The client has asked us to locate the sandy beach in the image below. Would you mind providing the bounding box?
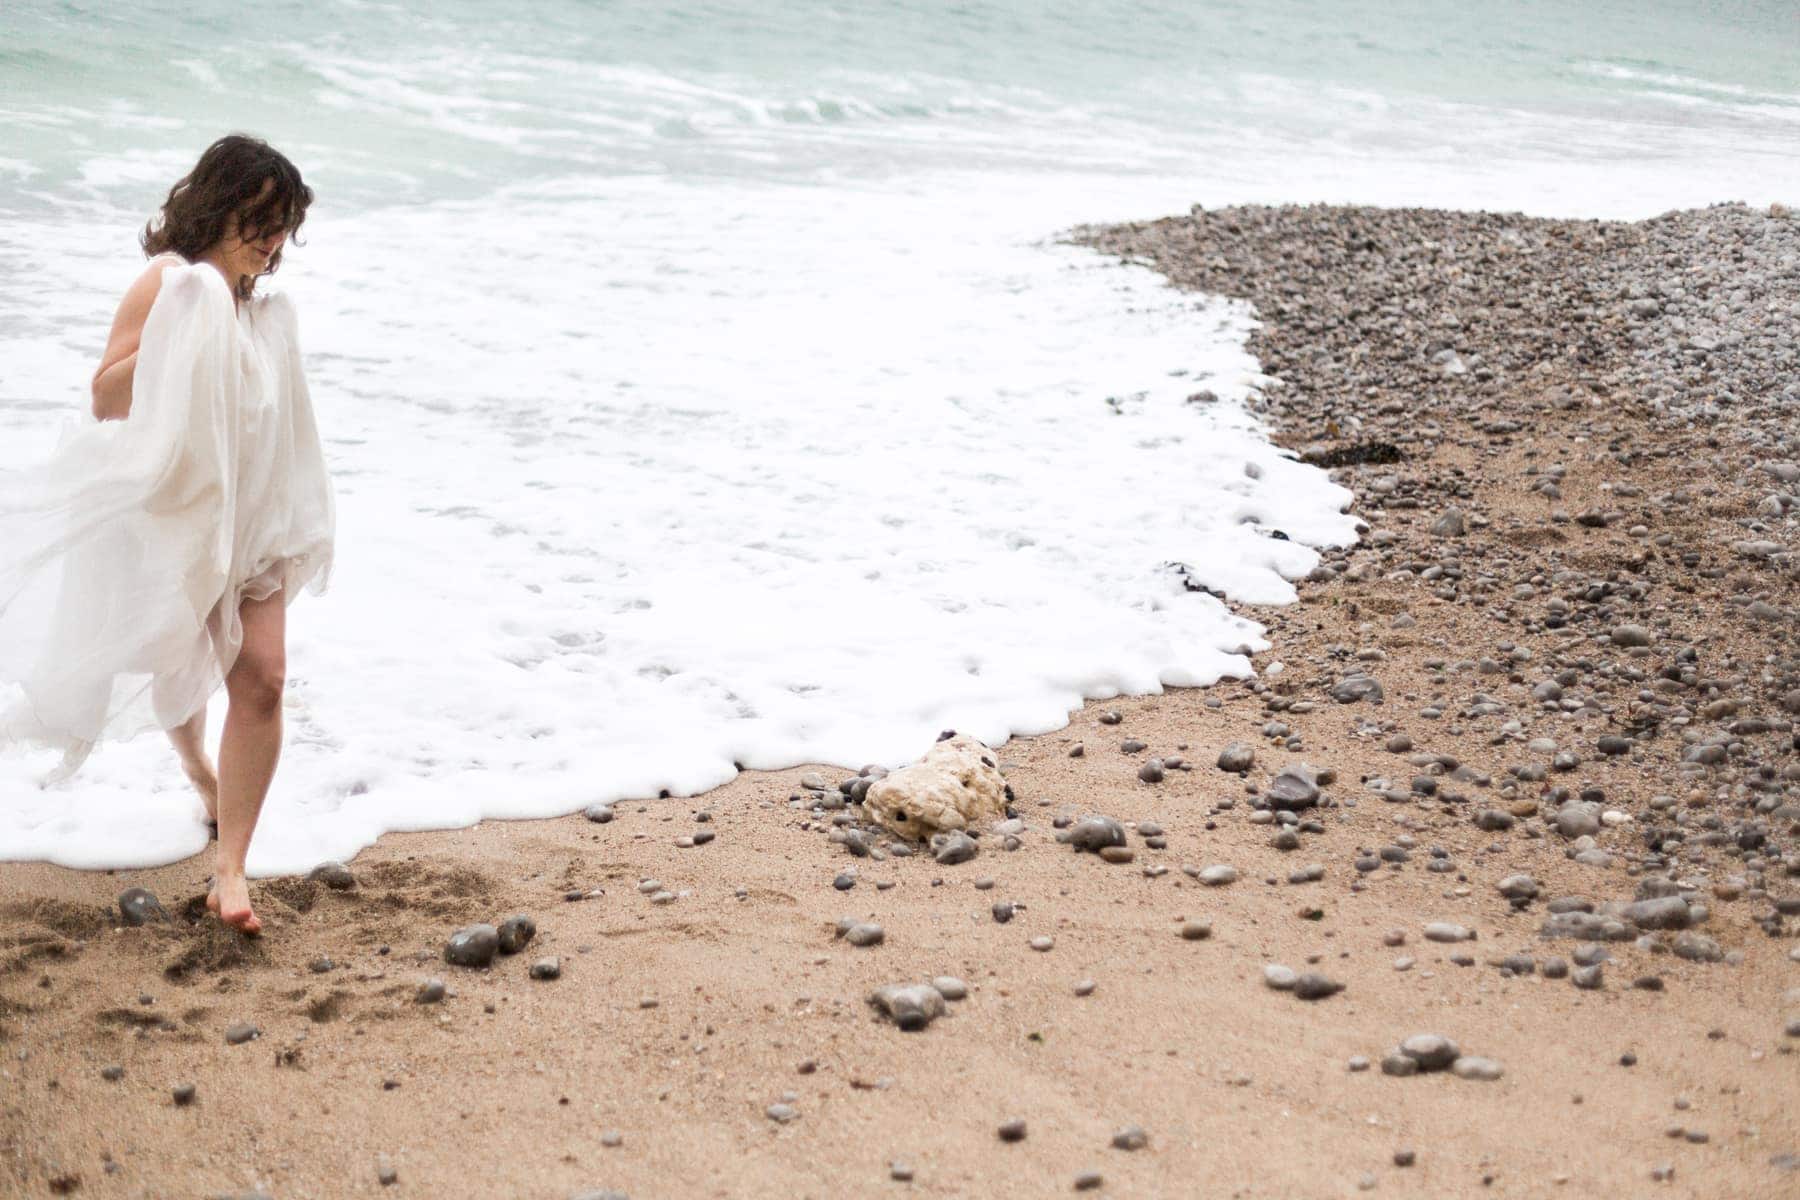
[4,202,1797,1199]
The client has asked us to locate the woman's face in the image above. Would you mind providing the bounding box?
[221,180,286,279]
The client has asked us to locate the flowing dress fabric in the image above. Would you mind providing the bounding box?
[0,259,335,774]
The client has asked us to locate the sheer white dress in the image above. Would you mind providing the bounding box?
[0,254,335,777]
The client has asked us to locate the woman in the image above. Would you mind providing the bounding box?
[0,134,335,934]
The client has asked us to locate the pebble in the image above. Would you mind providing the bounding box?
[1451,1056,1503,1081]
[224,1022,260,1045]
[1068,815,1127,852]
[1179,919,1212,941]
[416,978,447,1004]
[1423,922,1475,943]
[1217,742,1255,773]
[445,924,501,968]
[530,956,561,980]
[1110,1126,1148,1151]
[307,862,357,889]
[1074,1170,1104,1191]
[583,804,614,823]
[869,983,947,1031]
[931,831,978,865]
[1198,864,1239,886]
[172,1083,196,1106]
[1030,936,1055,952]
[845,923,885,947]
[998,1118,1028,1142]
[496,914,537,955]
[1264,964,1297,990]
[1399,1034,1460,1071]
[766,1103,798,1124]
[890,1160,914,1182]
[117,887,168,927]
[1293,972,1344,1000]
[931,976,967,1001]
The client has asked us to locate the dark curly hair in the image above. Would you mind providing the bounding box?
[140,134,312,301]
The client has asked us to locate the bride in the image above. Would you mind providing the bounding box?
[0,134,335,934]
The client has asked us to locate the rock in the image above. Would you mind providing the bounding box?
[931,830,979,865]
[1265,767,1321,812]
[1030,936,1055,952]
[172,1083,196,1106]
[1332,674,1384,704]
[1137,758,1165,783]
[416,978,446,1004]
[1098,844,1135,863]
[1199,864,1239,886]
[1217,742,1255,773]
[1610,624,1652,647]
[445,924,500,968]
[869,983,947,1031]
[1293,972,1344,1000]
[1381,1053,1419,1077]
[224,1022,260,1045]
[1423,922,1475,943]
[1179,920,1212,941]
[496,914,536,955]
[530,956,561,980]
[766,1102,798,1124]
[1554,803,1601,838]
[1399,1034,1460,1071]
[1476,809,1515,832]
[583,804,614,823]
[1573,964,1604,990]
[998,1118,1028,1142]
[1451,1056,1503,1081]
[931,976,968,1001]
[1671,933,1723,963]
[845,923,885,947]
[1111,1126,1148,1151]
[1068,815,1127,853]
[1074,1171,1104,1191]
[1624,897,1692,930]
[117,887,168,927]
[862,733,1007,839]
[1431,508,1466,538]
[1497,874,1539,901]
[307,862,356,890]
[1263,964,1297,990]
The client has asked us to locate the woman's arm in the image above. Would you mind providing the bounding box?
[91,258,182,421]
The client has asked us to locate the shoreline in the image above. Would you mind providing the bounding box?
[4,201,1796,1198]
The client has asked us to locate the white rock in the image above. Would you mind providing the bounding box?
[862,733,1007,840]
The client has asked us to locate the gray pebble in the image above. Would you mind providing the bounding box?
[445,923,500,968]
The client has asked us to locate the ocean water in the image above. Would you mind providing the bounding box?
[1,2,1796,873]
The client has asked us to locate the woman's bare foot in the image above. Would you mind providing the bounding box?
[210,872,261,935]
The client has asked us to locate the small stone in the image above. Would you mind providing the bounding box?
[307,862,356,890]
[1030,936,1055,952]
[117,887,168,927]
[766,1102,799,1123]
[998,1118,1028,1143]
[1423,922,1474,943]
[845,923,885,948]
[1217,742,1255,773]
[1573,964,1604,990]
[100,1064,124,1082]
[1332,674,1384,704]
[890,1160,914,1182]
[224,1022,260,1045]
[1069,816,1127,853]
[869,983,947,1031]
[584,804,614,823]
[931,976,967,1001]
[1450,1056,1503,1081]
[496,914,536,955]
[991,902,1015,924]
[1381,1052,1419,1077]
[1263,964,1297,990]
[1179,920,1212,942]
[1074,1170,1104,1191]
[1137,759,1165,784]
[416,978,447,1004]
[1293,972,1344,1000]
[377,1155,398,1186]
[931,831,978,865]
[1110,1125,1148,1151]
[1266,768,1321,811]
[445,924,500,968]
[1394,1149,1416,1168]
[172,1083,196,1106]
[530,956,561,980]
[1073,979,1097,997]
[1199,864,1238,886]
[1399,1034,1460,1071]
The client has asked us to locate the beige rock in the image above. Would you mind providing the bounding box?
[862,733,1007,840]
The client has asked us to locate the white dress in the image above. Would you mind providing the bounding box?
[0,254,335,776]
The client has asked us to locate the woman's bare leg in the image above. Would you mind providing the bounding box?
[209,593,287,935]
[167,709,219,824]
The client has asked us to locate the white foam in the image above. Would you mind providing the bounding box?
[0,172,1357,874]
